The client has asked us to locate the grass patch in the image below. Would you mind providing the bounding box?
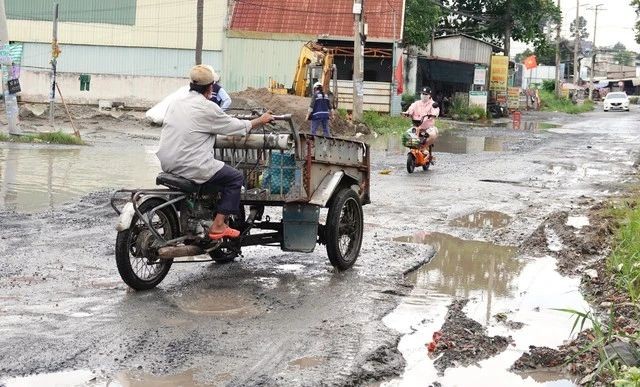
[0,131,84,145]
[446,96,491,123]
[362,111,412,135]
[539,90,594,114]
[559,193,640,385]
[361,111,455,135]
[606,195,640,300]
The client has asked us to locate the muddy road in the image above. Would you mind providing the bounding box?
[1,106,639,386]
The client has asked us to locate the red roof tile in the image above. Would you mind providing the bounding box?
[230,0,404,42]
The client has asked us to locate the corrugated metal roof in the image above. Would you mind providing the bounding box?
[230,0,403,42]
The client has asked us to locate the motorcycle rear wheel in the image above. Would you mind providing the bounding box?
[115,199,179,290]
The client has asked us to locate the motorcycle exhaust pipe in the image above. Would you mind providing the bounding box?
[157,245,204,259]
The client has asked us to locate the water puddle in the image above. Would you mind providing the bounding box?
[113,369,220,386]
[449,211,512,229]
[1,369,223,387]
[288,356,326,369]
[173,288,259,318]
[384,231,589,386]
[0,143,160,212]
[370,133,507,156]
[497,121,560,131]
[1,369,97,387]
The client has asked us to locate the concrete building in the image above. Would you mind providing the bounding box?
[7,0,226,107]
[402,34,500,112]
[225,0,404,112]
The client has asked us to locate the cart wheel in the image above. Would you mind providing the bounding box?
[209,206,246,264]
[406,154,416,174]
[325,188,363,270]
[115,199,178,290]
[422,162,430,171]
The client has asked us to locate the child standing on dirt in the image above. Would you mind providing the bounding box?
[307,82,334,136]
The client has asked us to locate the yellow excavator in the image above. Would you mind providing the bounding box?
[269,41,338,109]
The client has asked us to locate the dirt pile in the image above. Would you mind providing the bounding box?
[230,88,364,137]
[429,299,510,375]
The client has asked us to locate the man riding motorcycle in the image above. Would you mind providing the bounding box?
[156,65,273,240]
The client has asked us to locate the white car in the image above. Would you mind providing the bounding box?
[603,92,630,112]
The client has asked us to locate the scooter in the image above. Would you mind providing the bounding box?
[402,115,437,174]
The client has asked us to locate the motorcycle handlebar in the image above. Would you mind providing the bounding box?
[233,113,292,122]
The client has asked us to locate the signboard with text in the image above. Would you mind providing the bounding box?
[473,65,487,86]
[489,55,509,91]
[507,87,521,109]
[469,91,488,112]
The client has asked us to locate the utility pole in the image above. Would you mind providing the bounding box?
[587,4,604,100]
[554,0,562,97]
[195,0,203,64]
[352,0,364,122]
[0,0,20,135]
[390,9,400,116]
[49,2,59,126]
[573,0,579,84]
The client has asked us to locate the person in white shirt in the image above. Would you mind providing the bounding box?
[156,65,272,240]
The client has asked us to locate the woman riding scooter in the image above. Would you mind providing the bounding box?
[403,87,440,173]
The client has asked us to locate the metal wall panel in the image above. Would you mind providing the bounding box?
[430,37,462,61]
[7,0,225,50]
[222,37,306,92]
[459,37,492,66]
[21,43,222,78]
[7,0,137,25]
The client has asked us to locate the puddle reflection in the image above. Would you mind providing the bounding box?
[0,144,160,212]
[394,232,521,325]
[450,211,512,229]
[370,133,506,156]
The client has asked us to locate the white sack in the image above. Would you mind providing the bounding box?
[145,86,190,124]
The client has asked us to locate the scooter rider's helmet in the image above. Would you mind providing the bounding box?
[420,86,432,95]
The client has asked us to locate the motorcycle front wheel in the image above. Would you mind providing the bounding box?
[115,198,179,290]
[406,153,416,173]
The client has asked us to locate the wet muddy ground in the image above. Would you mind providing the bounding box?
[1,105,639,386]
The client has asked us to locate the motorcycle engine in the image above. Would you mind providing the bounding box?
[185,196,217,235]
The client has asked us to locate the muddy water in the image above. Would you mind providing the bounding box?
[2,369,221,387]
[0,143,160,212]
[173,288,260,318]
[449,211,512,229]
[370,133,506,156]
[384,232,588,387]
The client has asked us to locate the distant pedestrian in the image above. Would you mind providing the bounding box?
[306,82,334,136]
[208,70,232,111]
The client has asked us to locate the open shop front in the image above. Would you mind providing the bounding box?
[415,57,475,117]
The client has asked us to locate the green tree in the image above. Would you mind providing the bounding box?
[570,16,589,40]
[403,0,442,49]
[439,0,561,56]
[612,42,634,66]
